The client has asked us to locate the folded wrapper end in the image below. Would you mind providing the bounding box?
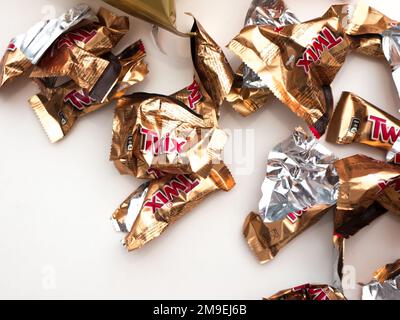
[187,12,234,108]
[112,163,235,252]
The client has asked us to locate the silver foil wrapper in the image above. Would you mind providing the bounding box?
[242,0,300,89]
[111,182,149,234]
[259,127,338,222]
[362,274,400,300]
[383,26,400,102]
[11,4,95,64]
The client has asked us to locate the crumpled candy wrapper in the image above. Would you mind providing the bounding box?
[259,127,338,222]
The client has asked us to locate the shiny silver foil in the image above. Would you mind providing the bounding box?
[111,182,149,234]
[383,26,400,102]
[11,4,95,64]
[362,274,400,300]
[242,0,300,89]
[258,127,338,222]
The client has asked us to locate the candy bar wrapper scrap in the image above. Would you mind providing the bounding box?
[29,40,148,143]
[110,17,233,179]
[327,92,400,164]
[29,7,129,91]
[0,4,95,87]
[111,163,235,251]
[362,259,400,300]
[334,155,400,239]
[243,127,338,263]
[228,3,398,137]
[265,284,345,300]
[227,0,300,117]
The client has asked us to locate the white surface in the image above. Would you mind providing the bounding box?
[0,0,400,300]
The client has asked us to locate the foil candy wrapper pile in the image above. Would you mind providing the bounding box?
[362,259,400,300]
[0,4,149,143]
[110,17,236,251]
[227,1,400,138]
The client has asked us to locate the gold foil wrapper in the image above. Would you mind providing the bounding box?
[29,41,148,143]
[244,204,332,264]
[30,8,129,91]
[111,17,233,178]
[0,47,32,87]
[110,92,226,179]
[189,15,234,108]
[102,0,188,36]
[327,92,400,155]
[226,65,271,117]
[334,155,400,238]
[112,163,235,251]
[228,3,397,137]
[266,284,346,300]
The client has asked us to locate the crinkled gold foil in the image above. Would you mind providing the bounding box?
[266,284,346,300]
[111,17,233,178]
[228,3,398,137]
[333,155,400,238]
[112,163,235,251]
[327,92,400,158]
[244,204,332,264]
[30,8,129,91]
[189,15,234,108]
[0,47,32,87]
[110,92,226,179]
[29,40,148,143]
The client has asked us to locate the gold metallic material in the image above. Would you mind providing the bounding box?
[266,284,346,300]
[334,155,400,238]
[102,0,188,36]
[111,17,233,179]
[226,65,271,117]
[110,92,226,179]
[228,3,398,138]
[243,204,332,264]
[190,15,234,108]
[374,259,400,284]
[0,47,32,87]
[29,40,148,143]
[30,8,129,91]
[327,92,400,154]
[112,163,235,251]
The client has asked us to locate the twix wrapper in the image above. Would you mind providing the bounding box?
[29,7,129,92]
[0,4,95,87]
[226,0,299,117]
[333,154,400,238]
[228,3,398,138]
[243,128,338,263]
[29,41,148,143]
[327,92,400,164]
[111,163,235,251]
[265,284,346,300]
[362,259,400,300]
[110,17,233,179]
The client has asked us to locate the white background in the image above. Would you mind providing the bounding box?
[0,0,400,300]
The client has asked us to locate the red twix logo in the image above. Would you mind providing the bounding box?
[50,28,96,57]
[187,79,203,110]
[7,42,16,52]
[141,128,187,155]
[368,115,400,144]
[64,89,96,111]
[144,175,200,214]
[296,27,344,73]
[377,177,400,195]
[287,208,308,224]
[293,284,330,301]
